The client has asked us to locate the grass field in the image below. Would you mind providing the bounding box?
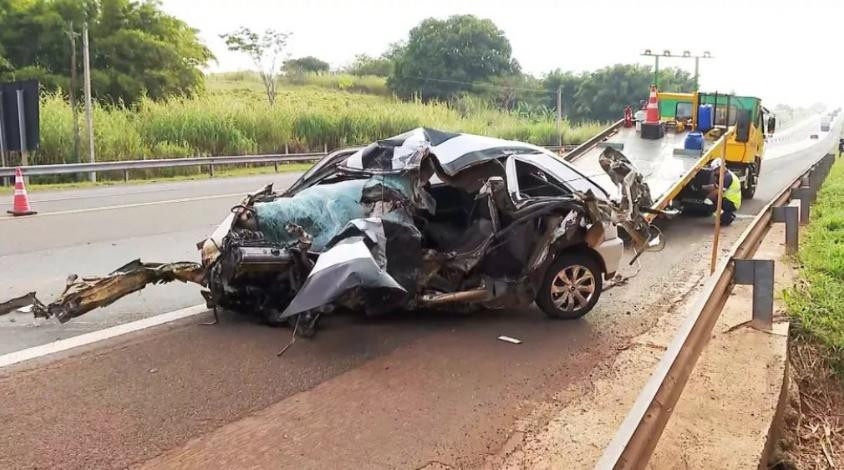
[785,157,844,376]
[15,73,605,178]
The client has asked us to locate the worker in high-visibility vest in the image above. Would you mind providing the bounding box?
[702,158,742,226]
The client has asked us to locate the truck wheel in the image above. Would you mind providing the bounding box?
[536,252,603,319]
[742,160,760,199]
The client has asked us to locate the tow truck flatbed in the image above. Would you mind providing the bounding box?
[567,124,726,221]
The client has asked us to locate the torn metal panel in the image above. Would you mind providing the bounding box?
[277,235,407,320]
[32,260,204,323]
[0,292,40,316]
[598,147,657,250]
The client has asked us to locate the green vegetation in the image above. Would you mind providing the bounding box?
[345,54,393,77]
[785,158,844,376]
[388,15,516,101]
[20,75,604,170]
[2,7,691,177]
[283,56,330,75]
[282,72,390,96]
[0,0,212,103]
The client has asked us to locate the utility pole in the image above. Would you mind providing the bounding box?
[82,22,95,182]
[66,22,81,167]
[641,49,712,91]
[556,85,563,149]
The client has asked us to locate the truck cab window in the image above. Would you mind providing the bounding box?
[676,102,693,121]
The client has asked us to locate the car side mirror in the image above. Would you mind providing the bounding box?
[767,116,776,134]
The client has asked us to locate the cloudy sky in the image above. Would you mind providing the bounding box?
[160,0,843,107]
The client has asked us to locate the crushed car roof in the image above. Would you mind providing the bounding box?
[343,127,555,175]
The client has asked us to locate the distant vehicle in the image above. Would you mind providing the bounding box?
[821,116,831,132]
[810,134,819,140]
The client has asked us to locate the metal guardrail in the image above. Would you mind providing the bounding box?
[0,145,581,180]
[563,119,625,162]
[0,152,327,179]
[596,150,838,469]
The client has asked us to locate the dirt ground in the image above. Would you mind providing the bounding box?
[773,339,844,469]
[491,219,797,469]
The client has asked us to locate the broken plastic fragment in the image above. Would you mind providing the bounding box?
[497,335,522,344]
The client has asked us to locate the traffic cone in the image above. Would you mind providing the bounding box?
[644,85,660,124]
[7,168,37,216]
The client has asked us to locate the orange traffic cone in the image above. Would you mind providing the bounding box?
[7,167,37,216]
[644,85,660,124]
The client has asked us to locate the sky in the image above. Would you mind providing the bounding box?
[160,0,844,108]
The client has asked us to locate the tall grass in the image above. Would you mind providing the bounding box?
[785,158,844,376]
[26,78,606,169]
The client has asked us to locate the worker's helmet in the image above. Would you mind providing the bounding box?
[710,158,723,169]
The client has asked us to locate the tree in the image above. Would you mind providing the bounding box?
[562,65,695,122]
[345,54,392,77]
[0,0,212,104]
[388,15,516,101]
[221,27,290,106]
[283,56,329,75]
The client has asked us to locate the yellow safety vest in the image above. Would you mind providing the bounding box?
[723,169,742,210]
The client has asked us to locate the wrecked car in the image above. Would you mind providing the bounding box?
[2,129,656,336]
[197,128,653,335]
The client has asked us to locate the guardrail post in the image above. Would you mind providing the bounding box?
[274,162,279,172]
[208,163,214,178]
[734,259,775,330]
[771,201,799,255]
[123,169,129,183]
[792,187,811,225]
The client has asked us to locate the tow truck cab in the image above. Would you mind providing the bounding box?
[658,91,770,199]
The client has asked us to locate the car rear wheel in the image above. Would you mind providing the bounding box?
[536,252,603,319]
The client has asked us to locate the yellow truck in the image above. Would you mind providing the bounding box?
[658,91,771,198]
[566,89,774,224]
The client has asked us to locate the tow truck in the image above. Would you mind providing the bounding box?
[567,87,773,219]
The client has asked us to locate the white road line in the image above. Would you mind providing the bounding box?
[0,304,208,368]
[0,192,244,220]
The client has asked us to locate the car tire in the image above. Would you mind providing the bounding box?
[536,252,603,319]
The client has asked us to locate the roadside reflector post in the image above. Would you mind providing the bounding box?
[792,187,811,225]
[772,202,799,255]
[823,153,834,179]
[734,258,775,330]
[809,168,819,203]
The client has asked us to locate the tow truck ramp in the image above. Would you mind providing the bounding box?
[567,122,731,222]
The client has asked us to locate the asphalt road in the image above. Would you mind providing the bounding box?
[0,120,838,469]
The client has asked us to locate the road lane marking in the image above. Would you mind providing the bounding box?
[0,304,208,368]
[0,192,244,220]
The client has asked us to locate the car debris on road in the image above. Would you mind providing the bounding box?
[2,128,658,337]
[497,335,523,344]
